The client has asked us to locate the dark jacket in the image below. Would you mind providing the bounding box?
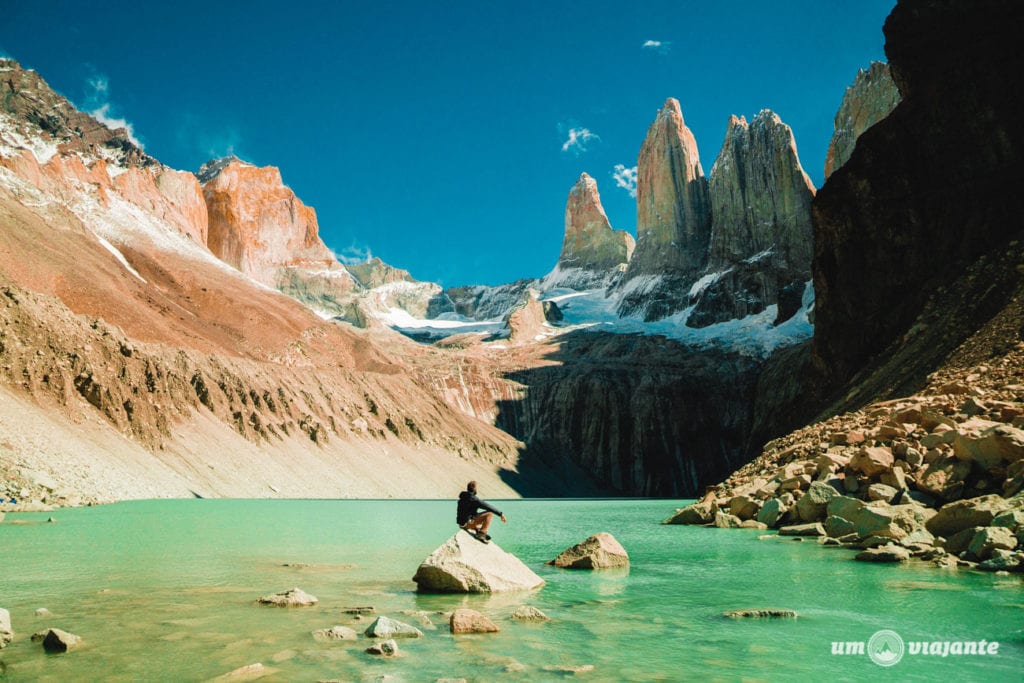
[457,490,502,525]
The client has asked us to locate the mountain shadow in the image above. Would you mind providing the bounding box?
[495,330,815,497]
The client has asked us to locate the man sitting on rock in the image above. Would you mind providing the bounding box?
[457,481,506,543]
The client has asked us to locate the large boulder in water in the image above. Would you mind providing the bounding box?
[548,532,630,569]
[412,531,545,593]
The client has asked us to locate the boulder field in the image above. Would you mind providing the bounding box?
[667,343,1024,571]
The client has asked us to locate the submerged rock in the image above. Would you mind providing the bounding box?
[413,531,545,593]
[213,662,268,681]
[364,616,423,639]
[510,605,550,622]
[724,609,798,619]
[256,587,318,607]
[548,533,629,569]
[311,626,357,642]
[365,639,401,657]
[450,609,500,634]
[342,606,375,615]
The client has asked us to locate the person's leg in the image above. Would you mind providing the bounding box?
[468,511,493,534]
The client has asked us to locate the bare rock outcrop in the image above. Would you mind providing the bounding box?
[823,61,901,179]
[812,0,1024,392]
[544,173,634,290]
[412,530,546,593]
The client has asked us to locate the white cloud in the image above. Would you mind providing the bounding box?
[642,39,671,55]
[84,72,143,149]
[336,243,373,265]
[613,164,637,198]
[561,127,599,154]
[91,103,143,148]
[87,75,109,94]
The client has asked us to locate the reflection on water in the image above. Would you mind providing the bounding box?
[0,499,1021,681]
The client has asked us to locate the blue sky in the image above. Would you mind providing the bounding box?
[1,1,894,286]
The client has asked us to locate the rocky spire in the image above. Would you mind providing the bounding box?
[707,110,816,273]
[625,98,711,280]
[824,61,901,179]
[545,173,634,289]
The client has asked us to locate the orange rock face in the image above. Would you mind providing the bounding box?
[627,97,711,279]
[200,160,345,286]
[560,173,634,272]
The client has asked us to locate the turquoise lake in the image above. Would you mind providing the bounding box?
[1,499,1022,681]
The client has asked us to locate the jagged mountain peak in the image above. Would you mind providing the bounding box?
[0,58,154,169]
[658,97,684,120]
[824,61,901,179]
[543,171,634,289]
[196,155,254,184]
[344,256,416,289]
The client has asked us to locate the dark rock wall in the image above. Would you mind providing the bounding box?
[495,332,762,496]
[812,0,1024,391]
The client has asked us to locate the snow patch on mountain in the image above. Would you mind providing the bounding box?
[543,281,814,358]
[93,232,147,282]
[0,112,60,164]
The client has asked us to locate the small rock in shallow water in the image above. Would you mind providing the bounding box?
[364,616,423,638]
[549,533,629,569]
[542,664,596,675]
[256,587,317,607]
[724,609,798,619]
[312,626,357,641]
[39,628,82,653]
[855,545,911,562]
[214,662,267,680]
[450,609,500,634]
[342,606,375,615]
[510,605,550,621]
[365,639,401,657]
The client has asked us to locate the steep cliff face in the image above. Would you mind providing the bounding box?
[544,173,634,289]
[199,157,356,312]
[707,111,815,272]
[493,332,763,496]
[616,98,710,320]
[823,61,901,179]
[812,0,1024,393]
[688,111,815,327]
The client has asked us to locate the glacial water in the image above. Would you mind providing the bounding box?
[1,499,1022,682]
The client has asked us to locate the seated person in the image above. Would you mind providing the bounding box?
[456,480,506,542]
